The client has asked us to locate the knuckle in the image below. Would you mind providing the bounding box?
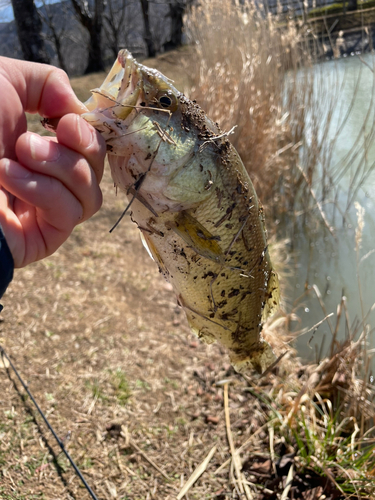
[82,186,102,221]
[52,66,69,84]
[72,158,92,186]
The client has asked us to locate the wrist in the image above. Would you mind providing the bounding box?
[0,224,14,298]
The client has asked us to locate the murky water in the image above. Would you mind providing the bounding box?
[287,54,375,362]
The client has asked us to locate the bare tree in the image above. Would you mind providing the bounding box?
[139,0,155,57]
[103,0,127,60]
[10,0,50,63]
[163,0,187,51]
[70,0,106,73]
[39,0,69,73]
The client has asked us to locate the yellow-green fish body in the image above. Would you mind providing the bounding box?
[84,50,279,373]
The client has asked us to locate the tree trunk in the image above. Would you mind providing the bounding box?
[347,0,357,11]
[52,29,68,74]
[140,0,156,57]
[11,0,50,63]
[85,21,105,73]
[168,1,184,48]
[70,0,105,74]
[104,0,127,61]
[38,1,69,73]
[163,0,191,52]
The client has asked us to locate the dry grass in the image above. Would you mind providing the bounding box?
[184,0,375,236]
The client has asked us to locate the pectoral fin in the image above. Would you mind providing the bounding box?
[140,231,169,277]
[166,211,224,264]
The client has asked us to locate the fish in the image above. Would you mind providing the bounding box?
[83,49,280,374]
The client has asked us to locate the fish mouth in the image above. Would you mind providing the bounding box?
[84,50,142,120]
[84,49,180,124]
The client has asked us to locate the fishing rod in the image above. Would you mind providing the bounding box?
[0,344,100,500]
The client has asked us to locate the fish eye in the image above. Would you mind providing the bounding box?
[159,95,172,108]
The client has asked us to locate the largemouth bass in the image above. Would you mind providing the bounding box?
[83,50,280,374]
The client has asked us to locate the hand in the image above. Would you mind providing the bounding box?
[0,57,106,268]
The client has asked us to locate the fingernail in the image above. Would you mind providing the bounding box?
[4,159,32,179]
[76,115,94,147]
[30,134,60,162]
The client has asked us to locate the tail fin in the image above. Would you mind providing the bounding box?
[230,339,276,375]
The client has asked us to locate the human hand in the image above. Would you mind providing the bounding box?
[0,57,106,268]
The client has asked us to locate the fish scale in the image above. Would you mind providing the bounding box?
[83,49,280,374]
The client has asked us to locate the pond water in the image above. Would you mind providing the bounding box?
[286,53,375,363]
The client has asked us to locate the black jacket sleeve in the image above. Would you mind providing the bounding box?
[0,225,14,299]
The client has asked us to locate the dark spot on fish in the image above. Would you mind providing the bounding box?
[145,153,152,160]
[215,187,224,209]
[220,309,237,321]
[217,300,227,309]
[128,168,137,179]
[209,313,215,318]
[140,102,146,106]
[202,271,217,279]
[241,291,252,300]
[228,289,240,298]
[221,290,225,297]
[214,203,235,227]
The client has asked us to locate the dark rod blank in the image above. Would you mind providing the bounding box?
[0,344,100,500]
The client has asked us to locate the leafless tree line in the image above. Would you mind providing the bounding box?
[6,0,191,74]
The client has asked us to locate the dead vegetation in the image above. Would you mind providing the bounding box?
[184,0,375,237]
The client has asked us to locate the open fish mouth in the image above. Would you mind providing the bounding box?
[83,49,180,130]
[83,50,143,125]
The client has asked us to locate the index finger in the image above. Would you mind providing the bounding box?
[0,57,87,119]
